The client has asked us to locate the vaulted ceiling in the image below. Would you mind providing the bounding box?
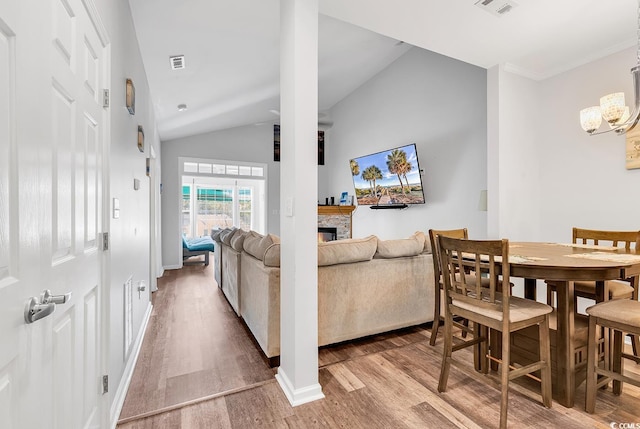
[128,0,637,141]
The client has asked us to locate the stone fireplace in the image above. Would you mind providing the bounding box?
[317,227,337,242]
[317,205,356,240]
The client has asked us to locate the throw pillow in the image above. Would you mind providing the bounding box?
[375,232,426,259]
[243,232,280,261]
[211,228,225,242]
[318,235,377,266]
[263,243,280,267]
[230,229,247,252]
[221,227,238,245]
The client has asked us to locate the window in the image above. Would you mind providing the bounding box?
[180,158,266,238]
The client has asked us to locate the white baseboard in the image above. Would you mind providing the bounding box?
[163,264,181,270]
[275,368,324,407]
[110,302,153,428]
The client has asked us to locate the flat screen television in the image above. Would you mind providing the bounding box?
[349,143,425,207]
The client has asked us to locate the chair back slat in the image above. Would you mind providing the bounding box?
[573,227,640,252]
[429,228,468,279]
[573,227,640,299]
[438,235,510,324]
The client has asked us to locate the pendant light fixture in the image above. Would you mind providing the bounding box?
[579,0,640,135]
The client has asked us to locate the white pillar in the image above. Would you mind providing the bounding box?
[275,0,324,406]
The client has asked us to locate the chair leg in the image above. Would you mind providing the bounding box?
[461,318,469,339]
[472,321,480,371]
[499,328,510,429]
[585,316,598,413]
[613,330,623,395]
[546,283,554,307]
[631,333,640,363]
[438,311,453,393]
[430,285,442,346]
[538,316,552,408]
[480,324,489,374]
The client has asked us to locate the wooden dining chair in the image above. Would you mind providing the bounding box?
[585,299,640,413]
[437,236,553,429]
[546,227,640,358]
[428,228,469,346]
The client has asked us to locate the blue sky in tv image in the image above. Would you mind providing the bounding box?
[351,143,422,189]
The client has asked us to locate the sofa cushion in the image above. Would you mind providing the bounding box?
[243,231,280,261]
[418,231,431,254]
[230,229,248,252]
[211,228,226,242]
[221,227,238,245]
[263,244,280,267]
[375,232,426,259]
[318,235,377,267]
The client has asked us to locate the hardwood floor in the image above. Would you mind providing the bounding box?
[118,262,276,421]
[118,261,640,428]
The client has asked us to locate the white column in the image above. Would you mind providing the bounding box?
[275,0,324,406]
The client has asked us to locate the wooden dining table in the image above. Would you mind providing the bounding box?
[502,242,640,408]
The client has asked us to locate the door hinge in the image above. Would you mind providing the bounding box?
[102,375,109,394]
[103,89,110,108]
[101,232,109,251]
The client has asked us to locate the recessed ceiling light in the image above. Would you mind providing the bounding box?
[177,104,187,111]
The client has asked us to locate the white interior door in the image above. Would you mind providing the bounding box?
[0,0,108,428]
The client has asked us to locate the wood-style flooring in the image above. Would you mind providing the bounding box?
[118,262,276,421]
[118,261,640,428]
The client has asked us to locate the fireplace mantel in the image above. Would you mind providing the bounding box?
[317,205,356,216]
[318,205,356,239]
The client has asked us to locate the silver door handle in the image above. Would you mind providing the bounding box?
[24,297,55,324]
[24,289,72,324]
[41,289,72,305]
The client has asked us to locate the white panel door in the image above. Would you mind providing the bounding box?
[0,0,108,428]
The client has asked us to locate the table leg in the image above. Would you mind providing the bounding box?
[524,278,536,300]
[556,280,576,408]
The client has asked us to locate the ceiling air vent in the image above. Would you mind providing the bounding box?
[474,0,518,17]
[170,55,185,70]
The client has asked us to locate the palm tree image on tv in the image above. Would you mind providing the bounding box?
[350,143,425,205]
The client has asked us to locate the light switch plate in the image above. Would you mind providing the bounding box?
[285,197,294,217]
[113,198,120,219]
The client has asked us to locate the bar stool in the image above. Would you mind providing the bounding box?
[585,299,640,413]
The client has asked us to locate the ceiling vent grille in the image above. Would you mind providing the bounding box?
[475,0,517,17]
[170,55,185,70]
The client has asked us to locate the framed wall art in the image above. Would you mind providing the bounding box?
[126,78,135,115]
[273,124,324,165]
[137,125,144,153]
[626,126,640,170]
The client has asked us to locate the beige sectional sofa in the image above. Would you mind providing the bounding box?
[239,231,435,360]
[211,227,247,316]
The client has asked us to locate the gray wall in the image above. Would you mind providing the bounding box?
[161,124,280,268]
[95,0,160,421]
[161,46,489,268]
[320,46,488,239]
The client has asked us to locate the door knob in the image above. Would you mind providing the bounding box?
[24,297,55,324]
[24,289,72,324]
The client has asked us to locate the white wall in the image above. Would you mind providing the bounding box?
[491,46,640,244]
[320,47,488,239]
[161,124,280,268]
[488,64,542,241]
[95,0,159,421]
